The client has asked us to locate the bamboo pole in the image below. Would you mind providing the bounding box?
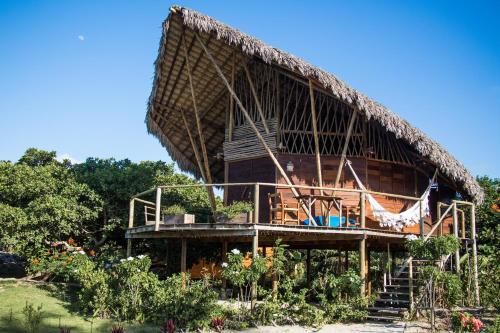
[359,192,366,296]
[251,229,259,310]
[181,238,187,289]
[409,259,414,312]
[224,53,236,205]
[419,199,425,239]
[471,205,480,305]
[155,187,162,232]
[460,210,466,239]
[254,183,260,224]
[334,110,358,188]
[195,33,314,224]
[425,204,454,241]
[244,63,270,134]
[128,199,135,228]
[181,34,217,215]
[308,80,323,195]
[452,202,460,274]
[437,202,442,236]
[179,108,208,181]
[221,241,228,299]
[126,239,132,257]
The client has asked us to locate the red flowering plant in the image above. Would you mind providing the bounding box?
[452,312,484,333]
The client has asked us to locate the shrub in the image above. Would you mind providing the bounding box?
[22,302,43,333]
[211,316,226,333]
[160,320,176,333]
[405,235,460,260]
[110,325,125,333]
[417,266,462,308]
[221,248,267,307]
[162,204,186,215]
[216,201,253,220]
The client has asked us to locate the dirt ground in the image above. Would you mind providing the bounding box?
[227,321,436,333]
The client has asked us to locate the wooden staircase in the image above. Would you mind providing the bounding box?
[367,259,448,322]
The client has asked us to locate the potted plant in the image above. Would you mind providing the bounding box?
[216,201,254,223]
[161,204,195,224]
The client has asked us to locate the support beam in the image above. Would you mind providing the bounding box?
[419,199,425,239]
[128,199,135,228]
[224,53,236,205]
[195,32,314,224]
[334,109,358,188]
[221,240,228,299]
[181,34,217,215]
[126,239,132,257]
[359,236,366,296]
[452,202,460,274]
[155,187,162,232]
[181,238,187,289]
[437,202,442,236]
[254,183,260,224]
[309,80,324,209]
[244,63,270,134]
[471,205,480,305]
[306,249,311,289]
[179,108,208,181]
[251,229,259,310]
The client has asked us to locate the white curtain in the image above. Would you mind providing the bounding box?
[345,160,432,231]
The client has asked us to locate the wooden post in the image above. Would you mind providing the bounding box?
[195,33,314,223]
[308,80,323,199]
[254,183,260,224]
[155,187,162,232]
[251,229,259,309]
[437,202,442,236]
[224,53,236,205]
[387,243,392,285]
[181,34,217,214]
[306,249,311,288]
[126,239,132,257]
[359,192,366,296]
[360,237,366,296]
[460,210,466,239]
[419,199,425,239]
[367,248,371,297]
[452,202,460,274]
[471,204,480,305]
[128,199,135,228]
[179,108,208,181]
[334,110,358,188]
[244,63,269,134]
[409,259,414,312]
[221,240,228,299]
[344,250,349,271]
[181,238,187,289]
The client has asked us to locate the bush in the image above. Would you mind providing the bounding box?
[162,204,186,215]
[22,302,43,333]
[417,266,462,308]
[452,311,484,333]
[216,201,253,220]
[405,235,460,260]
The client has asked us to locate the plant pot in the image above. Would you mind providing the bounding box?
[146,214,195,225]
[216,212,253,224]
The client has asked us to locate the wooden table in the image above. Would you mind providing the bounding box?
[296,194,343,226]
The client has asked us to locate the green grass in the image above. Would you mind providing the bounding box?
[0,281,158,333]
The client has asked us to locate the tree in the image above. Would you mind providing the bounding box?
[0,148,102,258]
[475,176,499,308]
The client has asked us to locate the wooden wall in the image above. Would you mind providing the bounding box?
[225,154,455,236]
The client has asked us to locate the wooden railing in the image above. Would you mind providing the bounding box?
[128,182,425,232]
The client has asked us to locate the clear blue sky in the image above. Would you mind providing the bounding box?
[1,1,498,177]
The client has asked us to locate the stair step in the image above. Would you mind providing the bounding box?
[379,291,409,296]
[368,306,406,312]
[367,315,400,322]
[375,298,410,305]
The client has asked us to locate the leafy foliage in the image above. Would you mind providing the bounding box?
[216,201,253,220]
[405,235,460,260]
[162,204,186,216]
[417,266,462,308]
[0,149,102,258]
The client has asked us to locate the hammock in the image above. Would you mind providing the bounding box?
[345,160,434,231]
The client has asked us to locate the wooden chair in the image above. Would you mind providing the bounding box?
[343,205,360,227]
[268,192,300,225]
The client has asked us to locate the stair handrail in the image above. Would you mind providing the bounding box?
[410,254,452,321]
[395,203,455,278]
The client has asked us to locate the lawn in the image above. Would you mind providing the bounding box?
[0,281,158,333]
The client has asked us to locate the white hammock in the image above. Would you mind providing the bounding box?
[345,160,433,231]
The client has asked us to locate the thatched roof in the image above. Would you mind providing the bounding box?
[146,6,483,203]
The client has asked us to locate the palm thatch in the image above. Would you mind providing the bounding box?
[146,6,483,203]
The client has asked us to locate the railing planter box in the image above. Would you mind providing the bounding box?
[216,212,253,224]
[146,214,195,225]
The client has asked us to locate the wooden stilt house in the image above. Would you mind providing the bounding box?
[127,6,483,317]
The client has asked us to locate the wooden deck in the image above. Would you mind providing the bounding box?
[126,223,408,250]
